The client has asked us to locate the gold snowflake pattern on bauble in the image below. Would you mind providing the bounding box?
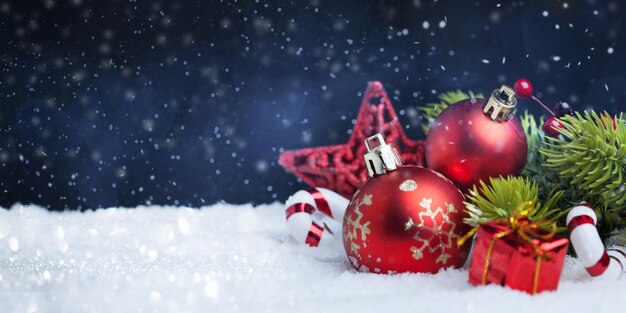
[404,199,460,264]
[399,179,418,192]
[344,194,372,258]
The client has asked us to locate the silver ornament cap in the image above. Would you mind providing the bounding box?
[363,134,403,177]
[483,85,518,122]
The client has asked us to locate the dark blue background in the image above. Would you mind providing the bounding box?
[1,0,624,210]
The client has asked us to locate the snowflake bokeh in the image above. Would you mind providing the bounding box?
[0,0,624,209]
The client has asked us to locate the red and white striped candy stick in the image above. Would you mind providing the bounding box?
[285,187,348,247]
[566,202,626,279]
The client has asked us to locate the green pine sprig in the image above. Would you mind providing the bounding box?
[520,111,552,196]
[421,89,626,238]
[464,176,566,229]
[418,90,482,134]
[540,111,626,208]
[520,111,588,206]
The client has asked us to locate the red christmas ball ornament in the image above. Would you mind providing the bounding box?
[342,134,471,274]
[425,85,528,191]
[513,78,533,98]
[542,116,564,137]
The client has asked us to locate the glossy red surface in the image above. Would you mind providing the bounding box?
[542,116,565,137]
[342,166,471,274]
[425,98,527,191]
[513,78,533,98]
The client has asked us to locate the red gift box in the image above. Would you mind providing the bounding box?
[468,221,569,294]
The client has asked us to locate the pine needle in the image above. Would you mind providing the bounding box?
[464,176,566,229]
[520,111,589,206]
[540,111,626,208]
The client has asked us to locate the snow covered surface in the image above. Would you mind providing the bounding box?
[0,203,624,313]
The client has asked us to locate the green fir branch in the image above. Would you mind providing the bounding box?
[520,112,589,207]
[540,111,626,208]
[418,90,481,134]
[421,91,626,237]
[464,176,566,229]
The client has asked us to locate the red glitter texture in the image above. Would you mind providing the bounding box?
[278,81,425,199]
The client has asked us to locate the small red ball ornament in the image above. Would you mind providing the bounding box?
[342,135,471,274]
[513,78,533,98]
[425,85,528,191]
[542,116,565,137]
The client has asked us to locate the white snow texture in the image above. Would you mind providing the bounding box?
[0,203,624,313]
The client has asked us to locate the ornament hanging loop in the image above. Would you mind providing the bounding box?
[484,85,518,122]
[364,134,403,177]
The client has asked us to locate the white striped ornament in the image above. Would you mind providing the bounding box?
[285,187,348,247]
[566,202,626,279]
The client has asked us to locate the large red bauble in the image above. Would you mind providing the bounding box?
[425,99,527,191]
[342,166,471,274]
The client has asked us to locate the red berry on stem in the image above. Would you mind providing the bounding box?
[542,116,564,137]
[513,78,533,98]
[513,78,555,116]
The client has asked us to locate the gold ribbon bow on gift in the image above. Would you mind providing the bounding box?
[458,201,557,294]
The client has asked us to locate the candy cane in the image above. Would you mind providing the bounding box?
[285,188,348,247]
[566,202,626,279]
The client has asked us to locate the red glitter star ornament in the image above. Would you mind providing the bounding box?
[279,81,425,199]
